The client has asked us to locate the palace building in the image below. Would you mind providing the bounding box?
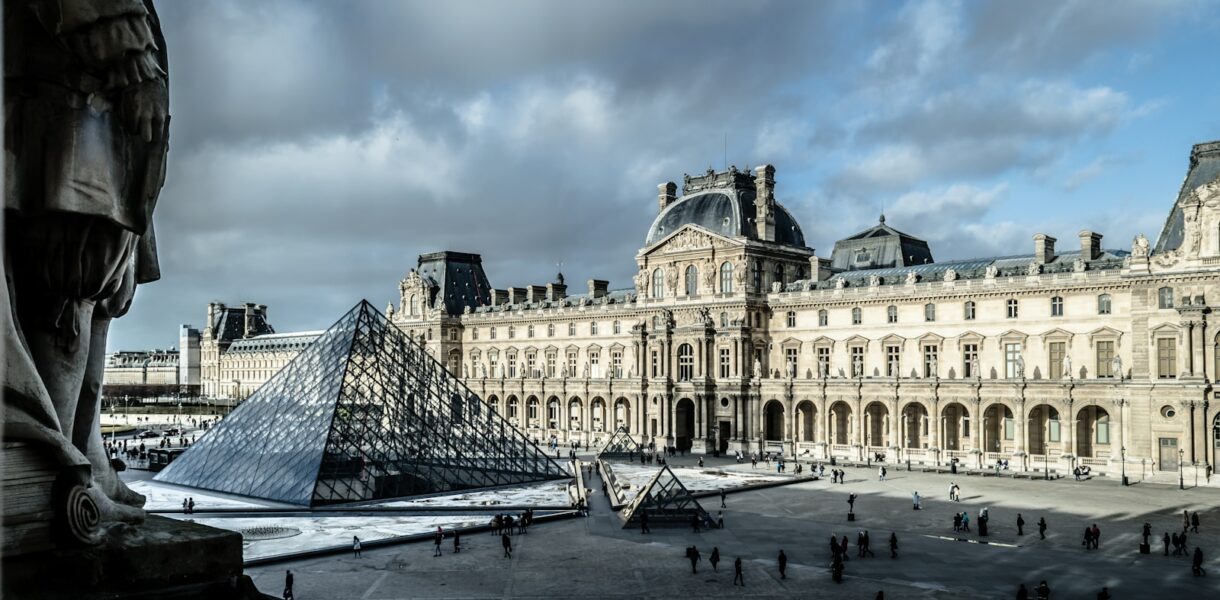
[200,141,1220,483]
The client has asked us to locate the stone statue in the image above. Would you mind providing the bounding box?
[985,264,999,279]
[970,356,981,379]
[582,361,591,378]
[1132,234,1150,258]
[1015,355,1026,378]
[1073,257,1086,273]
[1061,354,1072,379]
[943,268,957,282]
[753,358,762,379]
[1026,262,1041,276]
[665,265,679,294]
[462,363,469,378]
[771,281,782,293]
[733,258,747,286]
[1112,355,1123,380]
[835,278,846,289]
[905,271,918,285]
[869,274,881,287]
[702,258,716,289]
[4,0,171,544]
[386,302,396,318]
[560,363,568,378]
[697,306,712,326]
[633,269,648,295]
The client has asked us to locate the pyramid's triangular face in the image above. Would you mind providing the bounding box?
[156,301,568,506]
[598,426,642,459]
[621,465,709,527]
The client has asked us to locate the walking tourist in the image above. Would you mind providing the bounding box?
[1035,580,1050,600]
[953,512,962,532]
[718,510,724,529]
[640,510,650,534]
[453,530,460,554]
[1193,547,1206,576]
[720,488,727,508]
[862,531,875,557]
[1016,583,1028,600]
[912,491,921,510]
[831,554,844,583]
[1038,517,1047,539]
[778,549,787,579]
[1017,514,1025,536]
[710,547,720,572]
[352,536,362,558]
[1091,524,1100,549]
[502,533,512,558]
[1164,532,1171,555]
[687,546,701,574]
[840,535,849,560]
[889,532,898,558]
[1191,511,1200,533]
[283,570,294,600]
[733,556,744,585]
[434,527,443,557]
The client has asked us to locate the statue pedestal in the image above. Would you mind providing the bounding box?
[3,514,270,599]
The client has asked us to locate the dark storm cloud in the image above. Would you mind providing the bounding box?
[109,0,1213,349]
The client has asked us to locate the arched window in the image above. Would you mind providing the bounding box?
[786,311,796,327]
[1158,287,1174,309]
[685,265,698,296]
[527,324,535,338]
[720,312,728,328]
[1097,294,1112,315]
[1050,296,1064,317]
[964,300,976,320]
[409,294,419,316]
[652,268,664,299]
[590,321,599,335]
[924,303,936,322]
[887,305,898,323]
[1006,299,1019,319]
[547,323,555,337]
[677,344,694,381]
[852,307,862,325]
[818,309,828,327]
[613,320,621,334]
[719,262,734,294]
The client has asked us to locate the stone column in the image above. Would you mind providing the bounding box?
[695,394,704,443]
[1186,321,1196,376]
[970,400,982,452]
[1014,401,1027,458]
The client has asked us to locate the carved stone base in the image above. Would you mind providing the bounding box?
[3,515,273,599]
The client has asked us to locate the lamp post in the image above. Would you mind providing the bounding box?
[1179,448,1185,490]
[1121,446,1127,486]
[1044,440,1050,481]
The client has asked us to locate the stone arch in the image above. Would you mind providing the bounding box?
[546,395,561,429]
[590,396,607,432]
[1076,404,1111,458]
[487,394,501,415]
[900,401,929,448]
[829,400,853,445]
[567,396,583,431]
[863,401,889,448]
[614,396,631,432]
[1027,403,1062,455]
[941,401,971,451]
[764,399,785,441]
[982,402,1014,453]
[506,395,520,421]
[526,395,540,428]
[796,400,817,442]
[675,397,696,451]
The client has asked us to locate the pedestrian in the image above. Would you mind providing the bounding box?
[830,534,841,559]
[1016,583,1028,600]
[733,556,744,586]
[717,510,724,530]
[840,535,849,561]
[692,512,701,533]
[1191,511,1200,533]
[182,498,189,514]
[953,512,962,532]
[353,536,362,558]
[502,533,512,558]
[912,491,921,510]
[961,512,970,532]
[640,510,650,534]
[699,456,704,468]
[283,570,294,600]
[453,530,460,554]
[1164,532,1171,556]
[1172,532,1182,556]
[721,488,727,508]
[1193,547,1206,576]
[862,531,875,557]
[1038,517,1047,540]
[1097,587,1111,600]
[948,482,956,502]
[878,466,885,481]
[1082,526,1092,550]
[1035,580,1050,600]
[188,497,195,514]
[778,549,787,579]
[1017,513,1025,536]
[848,493,857,513]
[1184,510,1190,532]
[1180,531,1189,554]
[889,532,898,558]
[857,531,866,557]
[689,546,701,574]
[434,527,443,557]
[831,554,844,583]
[710,547,720,572]
[839,469,846,485]
[1091,524,1100,549]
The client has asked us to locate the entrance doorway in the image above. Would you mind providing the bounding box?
[1159,437,1179,471]
[719,421,731,453]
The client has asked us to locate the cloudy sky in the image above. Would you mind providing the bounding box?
[113,0,1220,350]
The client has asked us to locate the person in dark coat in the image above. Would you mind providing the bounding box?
[1091,524,1100,549]
[1193,547,1206,576]
[1017,514,1025,536]
[889,532,898,558]
[692,513,701,533]
[1097,587,1111,600]
[733,556,744,586]
[710,547,720,572]
[434,527,444,557]
[1016,583,1028,600]
[1191,511,1200,533]
[830,534,840,559]
[831,554,844,583]
[1038,517,1047,540]
[1142,523,1152,545]
[640,510,650,534]
[688,546,701,573]
[778,549,787,579]
[283,570,294,600]
[840,535,850,561]
[1035,580,1050,600]
[501,533,512,558]
[453,530,460,554]
[1164,532,1171,555]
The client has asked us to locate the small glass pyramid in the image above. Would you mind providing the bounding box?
[597,426,643,460]
[156,300,569,506]
[620,464,710,528]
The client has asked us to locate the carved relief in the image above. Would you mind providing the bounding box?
[905,271,918,285]
[659,227,726,254]
[1026,262,1041,276]
[943,268,957,282]
[1131,234,1150,258]
[985,264,998,279]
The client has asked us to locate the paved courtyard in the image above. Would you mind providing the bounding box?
[245,456,1220,598]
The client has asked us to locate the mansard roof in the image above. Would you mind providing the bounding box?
[416,251,492,316]
[1155,140,1220,254]
[829,214,934,271]
[644,166,807,249]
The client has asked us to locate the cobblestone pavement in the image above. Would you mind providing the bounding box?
[246,455,1220,598]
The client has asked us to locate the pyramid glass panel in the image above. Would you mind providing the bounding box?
[157,301,568,507]
[597,426,643,460]
[621,465,710,528]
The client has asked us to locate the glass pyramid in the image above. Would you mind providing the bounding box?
[597,426,643,460]
[620,464,710,528]
[156,300,569,506]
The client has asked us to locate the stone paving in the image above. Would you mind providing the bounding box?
[245,455,1220,598]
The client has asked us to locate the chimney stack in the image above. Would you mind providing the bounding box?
[754,165,776,242]
[1079,230,1102,261]
[243,303,255,338]
[588,279,609,298]
[1033,234,1056,265]
[658,182,677,212]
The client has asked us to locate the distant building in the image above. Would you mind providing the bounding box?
[102,349,190,399]
[197,302,320,401]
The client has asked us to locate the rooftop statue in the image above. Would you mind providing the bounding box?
[4,0,170,546]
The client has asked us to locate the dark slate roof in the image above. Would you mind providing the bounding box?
[829,215,934,271]
[212,307,274,343]
[473,288,637,314]
[416,251,492,316]
[227,331,323,354]
[644,189,807,248]
[1155,140,1220,253]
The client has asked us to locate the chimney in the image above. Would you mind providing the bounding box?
[809,254,833,282]
[754,165,776,242]
[547,281,568,301]
[526,285,547,304]
[658,182,677,212]
[242,303,255,338]
[1033,234,1056,265]
[506,287,527,304]
[205,303,217,335]
[490,289,509,306]
[588,279,609,298]
[1079,230,1102,261]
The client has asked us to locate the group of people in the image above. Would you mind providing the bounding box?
[828,468,847,484]
[1072,465,1092,480]
[1080,524,1102,549]
[180,497,196,514]
[491,510,533,536]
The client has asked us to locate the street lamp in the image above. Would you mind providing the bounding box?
[1179,448,1185,490]
[1120,446,1127,486]
[1044,440,1050,481]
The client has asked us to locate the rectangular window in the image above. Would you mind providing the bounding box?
[567,353,577,377]
[1007,299,1019,319]
[964,301,976,320]
[924,303,936,322]
[719,348,731,378]
[526,353,536,377]
[923,344,938,378]
[611,350,623,378]
[1005,343,1021,378]
[1048,418,1061,443]
[850,346,864,377]
[963,343,979,378]
[546,354,556,378]
[787,311,796,327]
[568,323,576,336]
[590,322,598,335]
[785,347,798,377]
[1097,420,1110,444]
[489,354,498,376]
[1157,338,1176,379]
[1048,341,1065,379]
[818,311,828,327]
[473,328,480,340]
[1096,341,1115,378]
[1004,418,1014,440]
[589,351,600,378]
[490,327,497,340]
[507,355,517,378]
[651,350,659,377]
[886,345,901,377]
[817,347,830,377]
[1050,296,1064,317]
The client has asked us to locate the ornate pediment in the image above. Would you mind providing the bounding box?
[643,225,737,256]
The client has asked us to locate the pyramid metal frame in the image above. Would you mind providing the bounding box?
[156,300,569,507]
[597,426,643,460]
[620,464,710,528]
